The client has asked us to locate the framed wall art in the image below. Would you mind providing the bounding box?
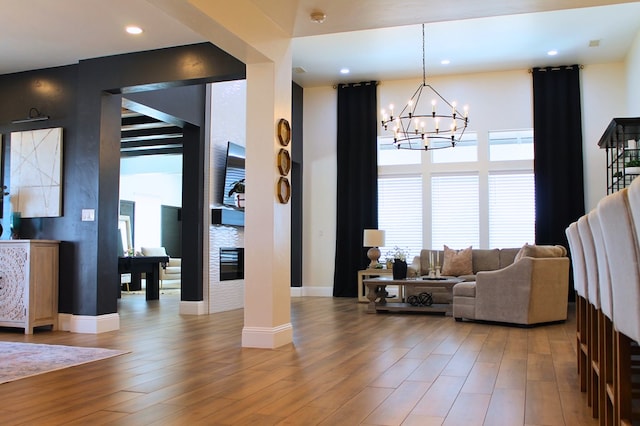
[10,127,63,218]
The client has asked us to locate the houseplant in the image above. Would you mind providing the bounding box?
[625,159,640,175]
[391,246,409,279]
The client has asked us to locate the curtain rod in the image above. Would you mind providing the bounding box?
[333,81,378,89]
[529,65,583,73]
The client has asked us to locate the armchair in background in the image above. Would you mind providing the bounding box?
[452,244,570,326]
[140,246,181,288]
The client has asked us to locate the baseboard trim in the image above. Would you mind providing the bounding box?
[291,286,332,297]
[242,323,293,348]
[180,300,207,315]
[58,313,120,334]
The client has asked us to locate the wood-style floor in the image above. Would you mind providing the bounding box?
[0,294,596,426]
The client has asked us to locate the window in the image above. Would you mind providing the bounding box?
[377,127,534,250]
[431,174,479,249]
[432,133,478,163]
[488,172,535,248]
[489,129,533,161]
[378,175,422,261]
[377,137,421,166]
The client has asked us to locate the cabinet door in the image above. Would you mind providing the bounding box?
[0,246,28,322]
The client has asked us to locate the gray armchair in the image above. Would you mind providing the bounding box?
[453,245,570,325]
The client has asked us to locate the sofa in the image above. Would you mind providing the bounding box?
[408,247,521,281]
[452,244,570,326]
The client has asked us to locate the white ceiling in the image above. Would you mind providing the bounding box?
[1,0,639,88]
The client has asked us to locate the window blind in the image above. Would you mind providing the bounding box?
[488,172,535,248]
[378,175,422,261]
[431,174,479,249]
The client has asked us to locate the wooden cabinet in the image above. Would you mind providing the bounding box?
[598,117,640,194]
[0,240,59,334]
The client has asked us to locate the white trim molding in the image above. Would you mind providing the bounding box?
[58,313,120,334]
[180,300,207,315]
[291,286,332,297]
[242,323,293,348]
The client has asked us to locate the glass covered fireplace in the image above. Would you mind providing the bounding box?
[219,247,244,281]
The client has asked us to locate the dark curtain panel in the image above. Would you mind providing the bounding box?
[333,81,378,297]
[532,66,585,300]
[532,66,585,244]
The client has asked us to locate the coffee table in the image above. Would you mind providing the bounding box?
[363,276,463,315]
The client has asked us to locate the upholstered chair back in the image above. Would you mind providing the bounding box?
[589,209,613,321]
[628,176,640,243]
[597,188,640,343]
[578,214,599,309]
[566,221,587,300]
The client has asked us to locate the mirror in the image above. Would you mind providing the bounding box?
[118,215,132,255]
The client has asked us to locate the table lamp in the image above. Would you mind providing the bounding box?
[363,229,385,268]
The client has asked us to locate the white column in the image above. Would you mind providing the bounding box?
[151,0,294,348]
[242,54,293,348]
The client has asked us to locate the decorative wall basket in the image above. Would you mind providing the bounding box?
[277,118,291,146]
[277,148,291,176]
[276,177,291,204]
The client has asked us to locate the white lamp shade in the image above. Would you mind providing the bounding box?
[363,229,385,247]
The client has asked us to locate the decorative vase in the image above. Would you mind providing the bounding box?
[10,212,21,239]
[392,259,407,280]
[236,194,245,209]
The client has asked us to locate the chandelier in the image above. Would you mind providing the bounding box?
[380,24,469,150]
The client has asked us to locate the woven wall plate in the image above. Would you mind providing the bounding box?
[277,118,291,146]
[277,148,291,176]
[276,177,291,203]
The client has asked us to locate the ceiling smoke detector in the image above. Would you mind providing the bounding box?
[310,11,326,23]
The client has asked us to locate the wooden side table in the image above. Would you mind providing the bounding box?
[357,268,397,302]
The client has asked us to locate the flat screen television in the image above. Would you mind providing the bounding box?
[221,141,246,207]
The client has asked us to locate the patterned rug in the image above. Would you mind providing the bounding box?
[0,342,128,384]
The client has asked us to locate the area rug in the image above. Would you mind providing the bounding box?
[0,342,128,384]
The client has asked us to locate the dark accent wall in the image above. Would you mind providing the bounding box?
[291,82,303,287]
[0,42,245,317]
[161,205,182,258]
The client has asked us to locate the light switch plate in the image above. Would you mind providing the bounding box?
[81,209,95,221]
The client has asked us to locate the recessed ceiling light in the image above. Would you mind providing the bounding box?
[340,68,350,74]
[441,59,451,65]
[547,50,558,56]
[126,26,143,35]
[310,11,326,23]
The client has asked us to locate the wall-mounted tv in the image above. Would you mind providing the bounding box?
[221,141,246,207]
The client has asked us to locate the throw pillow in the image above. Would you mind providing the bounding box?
[441,245,473,276]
